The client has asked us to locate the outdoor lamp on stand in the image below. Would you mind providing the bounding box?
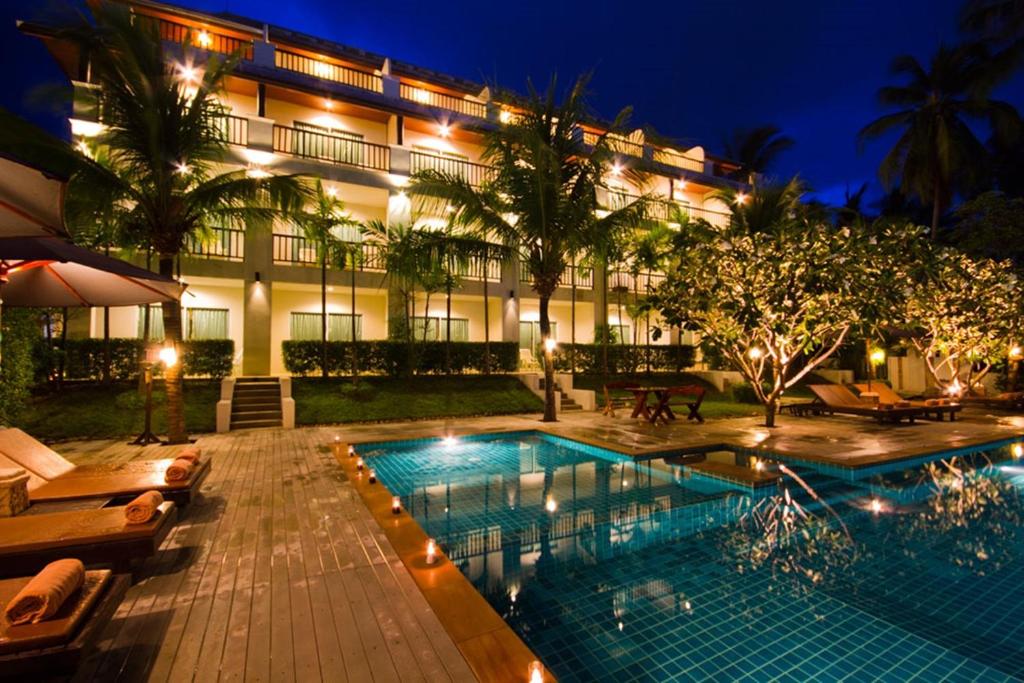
[1010,345,1023,392]
[131,344,177,446]
[867,347,886,393]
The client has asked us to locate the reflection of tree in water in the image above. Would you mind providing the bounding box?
[720,464,858,596]
[891,456,1024,577]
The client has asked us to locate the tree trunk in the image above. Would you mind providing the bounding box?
[102,306,111,385]
[138,247,152,395]
[350,264,358,385]
[159,255,187,444]
[58,307,68,388]
[570,258,577,376]
[482,269,491,375]
[321,255,328,379]
[540,295,557,422]
[764,397,777,428]
[445,251,452,375]
[931,180,941,240]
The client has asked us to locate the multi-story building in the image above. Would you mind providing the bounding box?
[23,0,748,376]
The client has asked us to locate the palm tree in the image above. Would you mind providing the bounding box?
[292,181,360,379]
[722,125,795,187]
[410,75,648,420]
[626,223,673,371]
[334,240,364,383]
[858,44,1020,238]
[362,220,424,373]
[61,6,307,442]
[961,0,1024,81]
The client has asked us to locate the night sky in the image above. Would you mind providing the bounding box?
[3,0,1021,207]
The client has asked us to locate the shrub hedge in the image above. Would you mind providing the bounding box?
[56,338,234,380]
[550,343,696,374]
[282,340,519,376]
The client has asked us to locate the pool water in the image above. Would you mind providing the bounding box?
[362,431,1024,682]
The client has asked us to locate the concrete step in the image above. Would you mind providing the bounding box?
[236,376,279,383]
[234,386,280,394]
[230,418,283,429]
[232,401,280,411]
[232,409,283,421]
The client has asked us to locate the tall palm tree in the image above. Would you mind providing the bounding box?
[61,6,308,442]
[722,125,795,187]
[293,181,359,379]
[362,220,424,374]
[858,44,1020,238]
[410,75,648,420]
[334,239,364,383]
[962,0,1024,81]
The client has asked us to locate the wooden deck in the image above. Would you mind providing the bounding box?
[62,428,476,683]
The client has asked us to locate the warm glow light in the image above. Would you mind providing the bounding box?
[946,378,964,398]
[748,347,763,360]
[368,469,377,483]
[158,346,178,368]
[347,444,355,457]
[677,179,688,191]
[499,109,513,124]
[412,88,430,104]
[246,167,271,179]
[754,459,765,472]
[545,497,557,513]
[438,123,451,138]
[443,436,457,447]
[196,30,212,48]
[1011,345,1023,361]
[870,498,882,514]
[869,348,886,365]
[314,60,331,78]
[177,64,199,83]
[611,163,622,176]
[69,118,105,137]
[324,98,334,110]
[391,496,401,514]
[544,337,557,353]
[356,457,364,470]
[174,161,190,175]
[426,538,437,564]
[736,192,748,205]
[528,660,544,683]
[1013,444,1023,459]
[241,148,277,166]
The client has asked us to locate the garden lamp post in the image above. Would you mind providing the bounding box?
[867,347,886,393]
[131,344,177,446]
[1010,345,1023,392]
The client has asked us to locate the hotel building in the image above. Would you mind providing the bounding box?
[23,0,748,377]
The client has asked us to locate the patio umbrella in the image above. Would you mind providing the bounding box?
[0,236,182,307]
[0,154,68,238]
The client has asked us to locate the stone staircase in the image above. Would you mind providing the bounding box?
[230,377,283,429]
[540,378,583,412]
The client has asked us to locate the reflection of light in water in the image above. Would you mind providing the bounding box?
[1013,443,1023,459]
[618,621,624,632]
[545,498,557,513]
[870,498,882,514]
[753,431,770,444]
[509,586,518,603]
[443,436,458,448]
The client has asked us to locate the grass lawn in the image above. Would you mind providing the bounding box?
[294,375,544,425]
[15,381,220,442]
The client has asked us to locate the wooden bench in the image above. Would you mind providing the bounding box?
[602,381,639,417]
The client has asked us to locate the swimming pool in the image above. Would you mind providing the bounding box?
[361,431,1024,682]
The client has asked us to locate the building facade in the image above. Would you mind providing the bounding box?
[25,0,748,376]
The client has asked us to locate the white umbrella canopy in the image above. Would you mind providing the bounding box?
[0,155,67,238]
[0,236,182,307]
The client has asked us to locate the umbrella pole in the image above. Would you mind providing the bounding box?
[130,361,164,446]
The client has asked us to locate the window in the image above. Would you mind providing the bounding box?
[290,312,362,341]
[186,308,229,340]
[412,145,469,161]
[519,321,557,350]
[293,121,364,165]
[137,304,164,340]
[411,316,469,341]
[610,323,631,345]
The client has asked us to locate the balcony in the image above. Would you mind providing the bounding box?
[519,261,594,289]
[605,192,731,227]
[451,255,502,282]
[653,148,704,174]
[272,234,386,270]
[213,114,248,146]
[184,226,245,261]
[410,151,494,187]
[582,131,644,159]
[272,125,390,171]
[153,17,253,60]
[608,270,666,292]
[399,84,487,118]
[274,50,384,93]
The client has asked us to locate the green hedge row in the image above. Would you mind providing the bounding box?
[51,338,234,380]
[283,340,519,376]
[550,343,696,374]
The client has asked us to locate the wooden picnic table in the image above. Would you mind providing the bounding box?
[630,385,706,424]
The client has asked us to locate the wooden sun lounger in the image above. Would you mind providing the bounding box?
[0,569,129,679]
[0,428,210,505]
[851,382,963,421]
[789,385,924,424]
[0,502,176,577]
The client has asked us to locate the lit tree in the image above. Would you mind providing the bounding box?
[650,181,925,427]
[902,249,1024,394]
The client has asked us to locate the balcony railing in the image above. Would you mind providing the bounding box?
[653,148,704,173]
[184,226,245,261]
[608,270,665,292]
[275,50,384,93]
[213,114,248,146]
[582,131,645,158]
[272,234,385,270]
[272,125,390,171]
[519,261,594,289]
[153,17,253,60]
[605,192,731,226]
[451,255,502,282]
[399,83,487,118]
[410,151,494,187]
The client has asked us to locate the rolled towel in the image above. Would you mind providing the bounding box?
[877,403,895,410]
[925,399,940,407]
[125,490,164,524]
[4,559,85,626]
[894,401,911,408]
[165,457,196,483]
[176,447,201,464]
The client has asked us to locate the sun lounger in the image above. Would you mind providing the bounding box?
[0,568,129,677]
[851,382,963,421]
[787,385,924,423]
[0,428,210,505]
[0,501,176,577]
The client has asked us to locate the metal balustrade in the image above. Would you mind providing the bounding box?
[272,234,386,270]
[213,114,248,146]
[153,17,253,60]
[519,261,594,289]
[184,227,245,261]
[399,83,487,118]
[272,125,390,171]
[274,50,383,93]
[410,151,494,187]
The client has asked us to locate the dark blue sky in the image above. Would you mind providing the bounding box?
[3,0,1021,206]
